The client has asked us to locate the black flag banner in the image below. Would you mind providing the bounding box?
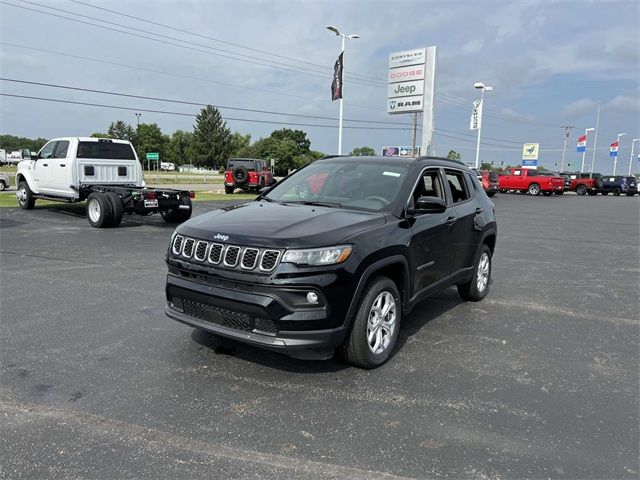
[331,52,344,101]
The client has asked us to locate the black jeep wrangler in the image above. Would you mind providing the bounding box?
[165,156,497,368]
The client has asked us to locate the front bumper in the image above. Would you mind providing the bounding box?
[165,273,349,359]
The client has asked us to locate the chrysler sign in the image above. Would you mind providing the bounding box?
[388,48,426,69]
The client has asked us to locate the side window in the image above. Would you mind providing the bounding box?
[53,140,70,159]
[465,172,479,193]
[411,168,445,206]
[513,170,522,176]
[445,170,470,204]
[39,141,57,159]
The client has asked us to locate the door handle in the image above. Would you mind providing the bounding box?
[445,216,457,226]
[42,163,48,167]
[60,164,66,167]
[475,207,483,214]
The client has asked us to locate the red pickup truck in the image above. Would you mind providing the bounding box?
[499,168,564,196]
[560,172,600,196]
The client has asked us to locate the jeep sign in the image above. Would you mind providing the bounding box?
[387,80,424,99]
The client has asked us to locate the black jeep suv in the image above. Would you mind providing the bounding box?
[165,156,497,368]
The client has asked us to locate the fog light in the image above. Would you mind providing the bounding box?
[306,292,318,304]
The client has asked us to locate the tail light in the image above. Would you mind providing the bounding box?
[188,191,195,199]
[225,172,232,181]
[248,171,258,181]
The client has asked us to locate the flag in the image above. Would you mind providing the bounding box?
[331,52,343,101]
[609,141,619,157]
[576,134,587,152]
[469,99,482,130]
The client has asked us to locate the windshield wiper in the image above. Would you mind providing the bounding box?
[259,196,274,202]
[291,200,342,208]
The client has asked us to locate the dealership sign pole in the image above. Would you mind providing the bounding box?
[387,46,437,155]
[629,138,640,176]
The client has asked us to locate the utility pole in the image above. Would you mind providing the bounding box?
[560,125,574,172]
[411,112,418,157]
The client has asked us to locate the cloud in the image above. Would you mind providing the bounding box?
[561,99,599,119]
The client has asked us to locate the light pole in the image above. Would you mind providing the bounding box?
[629,138,640,176]
[473,82,492,169]
[613,132,626,175]
[327,25,359,155]
[581,127,595,173]
[135,112,141,127]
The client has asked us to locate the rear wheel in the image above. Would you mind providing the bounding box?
[86,193,113,228]
[105,192,124,227]
[576,184,587,196]
[0,180,6,191]
[17,181,35,210]
[458,244,492,301]
[528,183,541,196]
[160,197,192,223]
[339,276,401,369]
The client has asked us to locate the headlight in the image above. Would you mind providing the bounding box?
[281,245,353,266]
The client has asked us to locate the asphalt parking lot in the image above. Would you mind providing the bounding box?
[0,194,638,479]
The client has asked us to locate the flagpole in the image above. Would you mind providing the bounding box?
[338,34,345,156]
[613,133,626,175]
[589,104,600,178]
[581,127,594,172]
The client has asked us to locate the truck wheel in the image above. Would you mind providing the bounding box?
[528,183,541,196]
[105,192,124,227]
[612,188,621,196]
[161,197,192,223]
[576,185,587,196]
[17,181,35,210]
[587,190,597,196]
[339,276,401,369]
[457,244,492,302]
[0,180,6,191]
[86,192,114,228]
[225,186,234,194]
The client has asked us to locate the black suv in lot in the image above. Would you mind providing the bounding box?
[165,156,497,368]
[596,175,637,196]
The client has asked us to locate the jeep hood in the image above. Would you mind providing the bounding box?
[177,201,385,247]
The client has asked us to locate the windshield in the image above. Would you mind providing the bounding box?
[264,159,408,212]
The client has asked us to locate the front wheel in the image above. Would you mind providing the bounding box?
[0,180,6,191]
[339,276,401,369]
[17,181,35,210]
[457,244,492,301]
[528,183,541,196]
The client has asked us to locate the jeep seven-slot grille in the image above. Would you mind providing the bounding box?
[172,235,281,273]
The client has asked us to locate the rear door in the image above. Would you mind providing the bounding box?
[33,140,57,193]
[443,168,479,272]
[47,140,72,195]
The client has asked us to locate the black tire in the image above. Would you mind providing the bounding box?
[457,244,492,301]
[17,180,35,210]
[339,276,401,369]
[587,190,597,196]
[612,188,621,196]
[528,183,541,196]
[105,192,124,227]
[487,191,496,197]
[0,180,6,191]
[627,193,636,197]
[86,192,114,228]
[232,166,248,186]
[225,186,234,194]
[576,185,587,196]
[160,197,192,223]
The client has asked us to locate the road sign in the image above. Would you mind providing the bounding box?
[146,152,159,160]
[522,143,539,160]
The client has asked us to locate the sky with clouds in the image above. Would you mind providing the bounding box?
[1,0,639,173]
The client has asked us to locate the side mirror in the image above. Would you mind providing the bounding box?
[415,196,447,213]
[21,148,33,160]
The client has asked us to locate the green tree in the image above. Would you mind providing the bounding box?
[189,105,231,169]
[251,137,299,175]
[350,146,376,156]
[166,130,192,165]
[107,120,136,141]
[135,123,165,168]
[90,132,110,138]
[446,150,462,161]
[270,129,311,153]
[0,135,47,152]
[228,132,252,157]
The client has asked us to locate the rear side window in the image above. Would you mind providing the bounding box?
[77,141,136,160]
[526,169,538,176]
[53,140,69,159]
[445,170,470,204]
